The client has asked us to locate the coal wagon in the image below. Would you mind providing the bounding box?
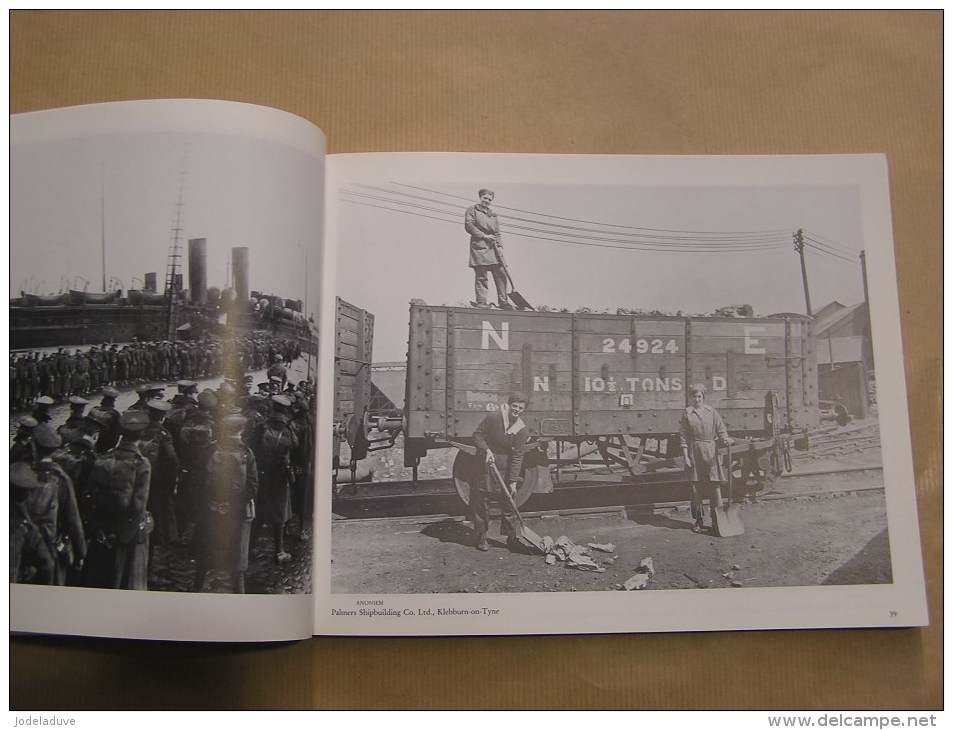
[398,301,818,506]
[332,297,402,484]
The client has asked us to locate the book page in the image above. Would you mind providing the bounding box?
[9,100,324,641]
[314,152,927,636]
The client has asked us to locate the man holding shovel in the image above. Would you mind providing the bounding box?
[464,188,512,310]
[470,392,532,552]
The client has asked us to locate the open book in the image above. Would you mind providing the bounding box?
[9,100,928,641]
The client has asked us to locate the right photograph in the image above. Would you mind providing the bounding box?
[326,164,905,602]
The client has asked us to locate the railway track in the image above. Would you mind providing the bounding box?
[331,463,885,523]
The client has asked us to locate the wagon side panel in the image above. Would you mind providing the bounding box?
[441,308,574,439]
[405,303,447,439]
[792,318,820,429]
[574,314,687,436]
[334,297,374,424]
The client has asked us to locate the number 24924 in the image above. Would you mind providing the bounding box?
[602,338,678,354]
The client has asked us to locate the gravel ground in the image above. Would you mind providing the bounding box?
[331,485,890,594]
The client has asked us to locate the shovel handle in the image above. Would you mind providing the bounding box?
[726,441,733,505]
[488,461,514,499]
[489,240,517,289]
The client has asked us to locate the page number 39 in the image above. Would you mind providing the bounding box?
[889,611,898,617]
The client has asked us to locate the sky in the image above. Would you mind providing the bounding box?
[11,130,323,321]
[334,175,869,362]
[11,127,875,368]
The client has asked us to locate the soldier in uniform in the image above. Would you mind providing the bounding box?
[128,384,165,412]
[289,393,314,539]
[192,414,259,594]
[53,416,103,540]
[52,423,100,576]
[164,380,199,446]
[71,348,91,396]
[54,348,71,400]
[251,394,299,564]
[105,344,119,386]
[58,395,90,438]
[23,353,39,408]
[175,390,218,546]
[115,345,130,385]
[10,415,39,464]
[31,424,87,585]
[32,395,55,424]
[141,399,180,551]
[81,411,152,590]
[470,392,532,552]
[37,354,55,401]
[88,345,104,393]
[89,387,122,454]
[266,354,287,391]
[11,353,23,410]
[10,462,56,585]
[170,380,200,409]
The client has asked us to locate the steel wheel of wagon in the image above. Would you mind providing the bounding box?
[452,449,536,508]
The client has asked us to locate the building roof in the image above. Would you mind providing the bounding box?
[816,335,864,365]
[815,301,867,335]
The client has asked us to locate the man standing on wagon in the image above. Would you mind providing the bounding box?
[465,188,511,310]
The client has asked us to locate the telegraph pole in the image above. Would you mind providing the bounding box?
[860,250,870,311]
[793,229,813,316]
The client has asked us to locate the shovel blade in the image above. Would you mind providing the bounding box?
[507,290,534,311]
[713,504,745,537]
[517,524,546,553]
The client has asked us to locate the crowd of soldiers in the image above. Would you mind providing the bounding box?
[9,336,302,410]
[10,336,314,595]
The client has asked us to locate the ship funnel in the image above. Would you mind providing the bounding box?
[231,247,249,303]
[144,272,157,292]
[188,238,208,306]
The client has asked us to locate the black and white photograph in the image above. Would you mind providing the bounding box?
[9,105,927,641]
[320,153,926,635]
[10,101,324,641]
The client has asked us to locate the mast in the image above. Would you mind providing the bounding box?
[304,241,312,381]
[100,164,107,292]
[164,147,189,340]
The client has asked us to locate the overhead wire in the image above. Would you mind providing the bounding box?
[340,185,860,261]
[353,184,790,243]
[801,228,859,256]
[343,187,791,252]
[389,182,791,237]
[340,191,790,253]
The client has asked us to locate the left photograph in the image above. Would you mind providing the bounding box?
[10,106,323,597]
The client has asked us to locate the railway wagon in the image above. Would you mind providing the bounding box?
[402,301,818,505]
[332,297,377,472]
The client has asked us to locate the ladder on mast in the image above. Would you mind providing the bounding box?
[164,150,188,340]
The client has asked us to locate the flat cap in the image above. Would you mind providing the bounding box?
[85,412,110,429]
[10,462,41,489]
[17,415,38,429]
[120,410,150,433]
